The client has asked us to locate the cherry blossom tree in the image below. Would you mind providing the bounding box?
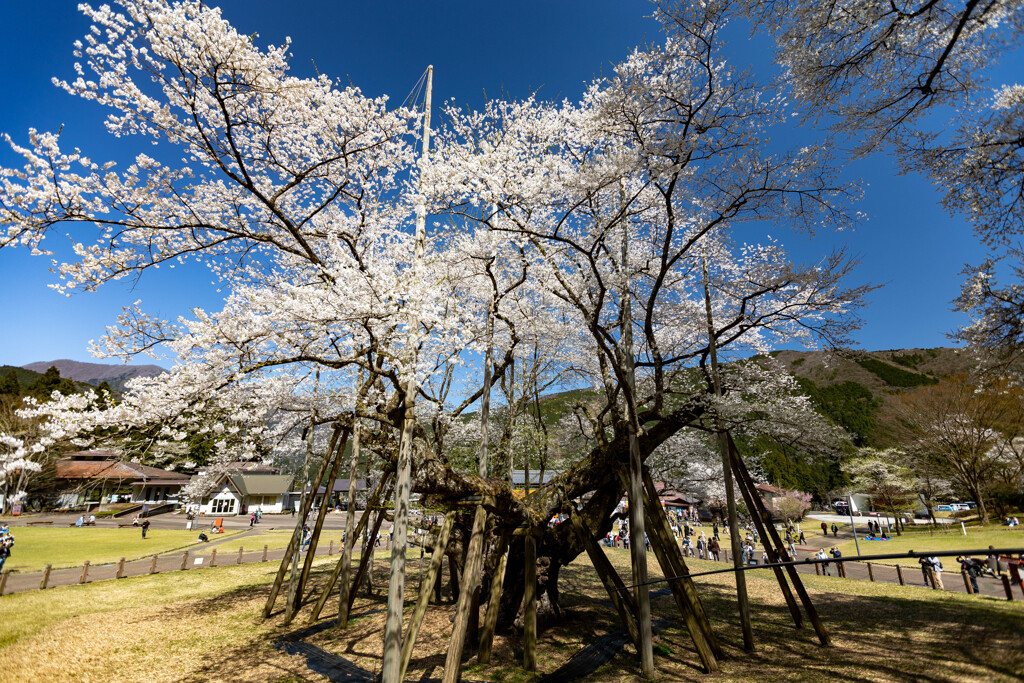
[0,1,876,676]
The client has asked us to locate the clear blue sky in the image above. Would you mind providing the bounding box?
[0,1,1008,369]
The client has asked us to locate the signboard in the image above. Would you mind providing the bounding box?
[11,503,22,516]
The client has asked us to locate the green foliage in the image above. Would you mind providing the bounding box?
[797,378,880,446]
[0,370,20,395]
[744,434,849,501]
[791,357,805,367]
[27,366,78,400]
[890,353,924,369]
[855,357,937,388]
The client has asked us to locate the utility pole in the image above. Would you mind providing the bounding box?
[621,207,655,679]
[381,65,432,683]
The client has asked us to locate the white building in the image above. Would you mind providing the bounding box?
[195,473,293,516]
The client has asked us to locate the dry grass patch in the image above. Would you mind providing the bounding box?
[1,544,1022,682]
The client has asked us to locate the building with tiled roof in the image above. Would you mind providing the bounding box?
[53,450,191,510]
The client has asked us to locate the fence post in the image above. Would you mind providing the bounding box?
[181,550,189,571]
[895,564,905,586]
[814,562,820,576]
[40,564,52,590]
[116,557,126,579]
[150,555,159,574]
[80,560,90,584]
[210,548,218,567]
[1002,575,1015,601]
[0,569,9,595]
[329,540,334,556]
[866,563,874,582]
[262,545,268,562]
[961,570,973,594]
[238,547,244,565]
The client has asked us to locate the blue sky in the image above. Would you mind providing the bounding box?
[0,1,1010,369]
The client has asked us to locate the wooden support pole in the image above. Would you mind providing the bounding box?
[523,533,538,673]
[399,512,455,682]
[478,537,510,666]
[238,547,244,565]
[307,470,394,624]
[263,424,342,618]
[40,564,52,590]
[630,470,719,668]
[80,561,90,584]
[1002,575,1015,601]
[962,570,974,594]
[328,540,334,556]
[814,563,821,576]
[116,557,126,578]
[726,434,830,647]
[338,386,365,623]
[726,457,802,630]
[568,512,640,648]
[896,564,905,586]
[867,563,874,582]
[151,555,159,574]
[347,489,391,616]
[443,506,488,683]
[210,549,217,568]
[0,569,9,595]
[286,428,351,624]
[181,551,189,571]
[263,545,268,562]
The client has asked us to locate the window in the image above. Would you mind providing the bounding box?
[212,498,236,514]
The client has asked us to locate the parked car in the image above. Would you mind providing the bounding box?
[935,504,954,512]
[832,501,850,515]
[950,503,972,511]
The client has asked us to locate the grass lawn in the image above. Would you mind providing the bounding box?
[0,527,245,572]
[1,541,1022,681]
[830,523,1024,566]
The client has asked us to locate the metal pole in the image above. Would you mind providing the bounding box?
[847,494,861,557]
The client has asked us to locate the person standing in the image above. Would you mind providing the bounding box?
[712,522,719,541]
[817,548,831,576]
[959,556,981,594]
[798,529,806,545]
[926,556,944,590]
[820,521,828,536]
[0,536,12,571]
[141,518,151,539]
[831,523,839,537]
[830,546,843,576]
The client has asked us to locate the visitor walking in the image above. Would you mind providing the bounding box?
[708,538,720,561]
[141,518,151,539]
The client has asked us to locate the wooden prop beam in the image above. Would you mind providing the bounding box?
[442,506,488,683]
[263,425,343,618]
[307,467,394,623]
[567,511,640,648]
[346,479,394,617]
[726,445,803,629]
[726,434,831,647]
[285,427,351,623]
[477,534,510,666]
[399,512,456,681]
[636,469,722,656]
[523,532,538,672]
[631,470,719,672]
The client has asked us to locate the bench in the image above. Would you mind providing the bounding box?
[26,520,53,526]
[118,523,137,528]
[68,521,97,527]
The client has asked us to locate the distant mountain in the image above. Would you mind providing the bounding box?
[22,359,166,392]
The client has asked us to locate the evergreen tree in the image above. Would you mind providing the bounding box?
[0,370,20,395]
